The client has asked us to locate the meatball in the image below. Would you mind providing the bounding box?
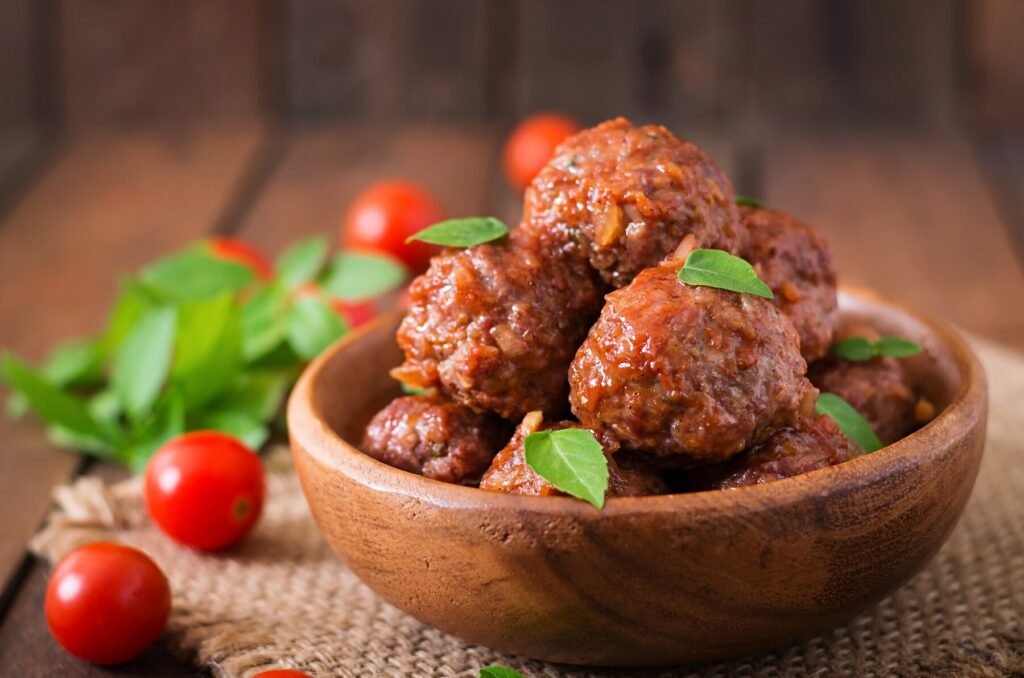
[361,394,511,485]
[479,412,667,497]
[708,414,861,489]
[522,117,744,288]
[740,206,838,361]
[809,355,917,445]
[391,232,603,419]
[569,262,814,464]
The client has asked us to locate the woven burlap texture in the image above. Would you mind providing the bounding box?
[30,339,1024,678]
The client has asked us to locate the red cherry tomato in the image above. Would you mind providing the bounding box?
[45,542,171,665]
[331,298,376,329]
[253,671,313,678]
[207,237,273,280]
[144,432,264,551]
[503,112,581,191]
[342,181,444,273]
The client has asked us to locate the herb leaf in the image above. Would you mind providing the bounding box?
[43,339,104,386]
[832,335,923,362]
[241,283,290,362]
[480,667,525,678]
[171,293,242,409]
[286,295,348,360]
[319,252,407,300]
[815,393,882,453]
[407,217,509,247]
[195,408,268,451]
[112,306,177,420]
[1,354,107,441]
[524,428,609,508]
[736,196,763,208]
[678,249,773,299]
[141,249,254,302]
[276,236,328,289]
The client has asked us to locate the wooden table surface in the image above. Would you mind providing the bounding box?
[0,122,1022,676]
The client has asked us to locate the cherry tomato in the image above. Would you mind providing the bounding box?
[207,237,273,280]
[253,671,314,678]
[331,298,376,329]
[503,112,581,190]
[45,542,171,665]
[342,180,443,273]
[144,432,264,551]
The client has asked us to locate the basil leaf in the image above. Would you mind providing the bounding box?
[113,306,177,420]
[195,409,268,450]
[815,393,882,453]
[103,281,155,356]
[120,389,185,470]
[89,389,121,425]
[1,354,106,441]
[524,428,609,508]
[875,336,923,358]
[242,283,290,362]
[480,667,525,678]
[407,217,508,247]
[319,252,407,300]
[47,425,116,458]
[678,249,773,299]
[276,236,328,289]
[140,249,254,302]
[171,293,242,409]
[401,383,433,396]
[43,339,104,386]
[736,196,763,208]
[831,336,877,362]
[214,370,291,420]
[286,295,349,360]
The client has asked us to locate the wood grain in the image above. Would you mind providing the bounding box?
[762,128,1024,349]
[0,125,265,607]
[0,0,35,128]
[967,0,1024,127]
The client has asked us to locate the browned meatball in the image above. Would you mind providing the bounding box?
[479,412,667,498]
[391,232,603,420]
[740,206,838,361]
[569,262,814,464]
[522,117,744,288]
[361,394,511,485]
[709,414,860,489]
[809,356,917,445]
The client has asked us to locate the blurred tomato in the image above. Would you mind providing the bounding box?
[293,284,377,329]
[342,181,443,273]
[45,542,171,665]
[145,432,264,551]
[503,113,581,190]
[207,237,273,280]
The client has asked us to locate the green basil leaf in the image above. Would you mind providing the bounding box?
[524,428,609,508]
[875,336,923,358]
[112,306,177,420]
[43,339,104,386]
[815,393,882,453]
[89,389,121,425]
[407,217,509,247]
[214,370,291,420]
[319,252,407,301]
[286,295,348,360]
[171,293,242,409]
[735,196,764,208]
[480,667,525,678]
[195,409,268,450]
[47,425,116,458]
[120,389,186,470]
[276,236,329,289]
[140,248,255,302]
[401,383,434,396]
[241,282,290,362]
[1,354,106,440]
[103,281,155,356]
[831,336,877,362]
[6,392,27,419]
[678,248,773,299]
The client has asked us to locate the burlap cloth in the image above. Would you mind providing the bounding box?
[29,339,1024,677]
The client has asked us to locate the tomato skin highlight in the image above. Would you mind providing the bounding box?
[253,671,314,678]
[45,542,171,665]
[342,180,444,273]
[144,432,265,551]
[207,237,273,280]
[503,112,581,190]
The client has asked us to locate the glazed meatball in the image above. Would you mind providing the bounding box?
[522,117,744,288]
[809,356,917,446]
[362,394,511,485]
[740,206,838,361]
[479,412,667,497]
[392,232,603,419]
[709,414,861,489]
[569,262,814,464]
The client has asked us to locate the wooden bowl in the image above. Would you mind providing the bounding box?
[288,287,987,667]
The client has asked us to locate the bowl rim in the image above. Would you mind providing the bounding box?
[288,285,988,518]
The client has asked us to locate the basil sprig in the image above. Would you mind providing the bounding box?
[815,393,882,453]
[406,217,509,248]
[678,249,773,299]
[735,196,763,208]
[524,428,609,508]
[831,335,923,362]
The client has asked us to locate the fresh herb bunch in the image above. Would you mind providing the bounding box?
[0,237,406,470]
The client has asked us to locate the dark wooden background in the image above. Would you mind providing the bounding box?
[1,1,1023,675]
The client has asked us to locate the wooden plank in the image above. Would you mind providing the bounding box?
[967,0,1024,128]
[58,0,263,126]
[286,0,486,121]
[762,128,1024,349]
[0,0,34,128]
[977,132,1024,258]
[0,125,265,607]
